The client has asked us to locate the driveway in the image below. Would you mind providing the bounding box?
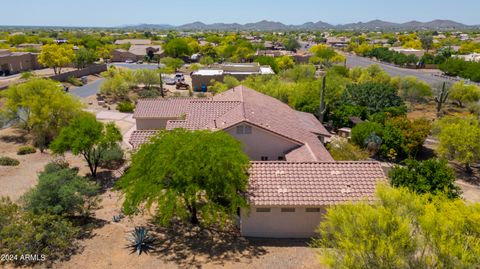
[69,63,165,98]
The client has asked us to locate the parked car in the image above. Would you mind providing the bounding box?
[176,81,190,90]
[163,77,176,85]
[136,60,143,64]
[174,73,185,82]
[125,59,134,64]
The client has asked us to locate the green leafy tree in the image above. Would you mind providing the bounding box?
[339,82,405,115]
[38,44,75,74]
[73,47,96,69]
[116,129,250,227]
[351,121,384,148]
[449,81,480,107]
[0,79,83,151]
[386,117,431,157]
[50,113,122,178]
[254,56,279,73]
[309,44,346,67]
[420,34,433,52]
[327,137,369,161]
[134,69,160,89]
[283,37,300,51]
[312,185,480,269]
[274,55,295,71]
[433,115,480,173]
[22,167,100,217]
[164,38,191,58]
[389,158,460,198]
[393,76,432,104]
[160,57,184,72]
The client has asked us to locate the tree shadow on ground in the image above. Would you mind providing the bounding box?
[148,221,274,268]
[451,162,480,186]
[0,134,27,144]
[415,146,437,161]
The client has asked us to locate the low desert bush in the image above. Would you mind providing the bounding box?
[17,146,36,155]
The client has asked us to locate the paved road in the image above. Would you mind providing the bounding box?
[69,77,105,98]
[69,63,164,98]
[344,53,450,86]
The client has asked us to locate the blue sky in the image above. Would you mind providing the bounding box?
[1,0,479,27]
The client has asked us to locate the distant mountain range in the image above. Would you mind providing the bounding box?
[121,19,479,31]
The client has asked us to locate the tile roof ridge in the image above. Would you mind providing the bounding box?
[303,143,318,162]
[249,161,382,164]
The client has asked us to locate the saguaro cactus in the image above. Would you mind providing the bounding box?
[434,82,449,118]
[318,75,327,123]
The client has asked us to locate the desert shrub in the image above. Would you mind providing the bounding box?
[99,144,124,169]
[117,101,135,113]
[66,76,83,86]
[351,122,383,148]
[22,168,100,217]
[312,185,480,269]
[0,156,20,166]
[43,159,70,174]
[139,89,159,98]
[0,211,79,266]
[327,137,370,161]
[20,71,35,80]
[389,158,460,198]
[17,145,36,155]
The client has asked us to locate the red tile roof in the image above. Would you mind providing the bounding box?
[131,86,333,161]
[133,98,193,119]
[247,161,386,206]
[129,130,158,148]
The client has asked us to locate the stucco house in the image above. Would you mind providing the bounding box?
[243,161,385,238]
[0,49,42,76]
[111,45,164,62]
[191,63,274,92]
[114,39,152,45]
[129,85,385,237]
[130,85,332,160]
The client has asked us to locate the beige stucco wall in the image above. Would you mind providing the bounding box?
[0,53,40,74]
[136,118,173,130]
[240,206,326,238]
[225,123,299,161]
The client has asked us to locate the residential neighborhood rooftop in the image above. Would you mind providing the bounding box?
[247,161,386,206]
[130,86,333,161]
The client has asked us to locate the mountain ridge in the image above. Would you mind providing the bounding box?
[120,19,478,30]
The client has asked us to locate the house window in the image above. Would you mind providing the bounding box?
[281,208,295,212]
[261,156,269,161]
[244,125,252,134]
[256,208,271,213]
[306,208,321,213]
[236,125,244,134]
[278,156,285,161]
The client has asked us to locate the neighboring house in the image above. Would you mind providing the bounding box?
[191,63,274,91]
[0,49,41,76]
[111,45,164,62]
[242,161,385,238]
[454,53,480,62]
[16,43,42,51]
[255,49,313,63]
[129,86,385,238]
[326,37,351,48]
[389,47,425,58]
[131,86,332,161]
[114,39,152,45]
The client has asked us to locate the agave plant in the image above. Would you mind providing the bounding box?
[127,226,155,255]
